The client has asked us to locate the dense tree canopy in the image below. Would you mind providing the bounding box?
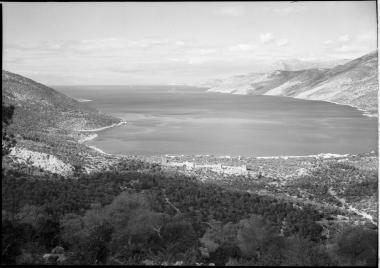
[1,167,377,265]
[2,103,16,156]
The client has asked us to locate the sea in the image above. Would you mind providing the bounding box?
[54,85,378,157]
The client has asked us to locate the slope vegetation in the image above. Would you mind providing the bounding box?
[2,70,122,175]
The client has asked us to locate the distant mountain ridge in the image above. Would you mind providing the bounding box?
[189,58,349,88]
[2,70,120,133]
[204,51,378,116]
[272,58,350,71]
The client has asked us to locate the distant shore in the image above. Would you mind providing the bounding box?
[255,153,351,160]
[157,152,367,160]
[207,89,378,118]
[78,133,98,144]
[320,100,377,118]
[77,98,93,103]
[78,120,127,133]
[86,148,376,160]
[77,119,127,155]
[88,145,111,155]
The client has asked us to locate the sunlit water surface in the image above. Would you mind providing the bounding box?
[55,86,378,157]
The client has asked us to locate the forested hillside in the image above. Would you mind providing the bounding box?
[2,71,123,176]
[2,165,377,265]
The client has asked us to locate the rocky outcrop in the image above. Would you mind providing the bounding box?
[9,147,74,176]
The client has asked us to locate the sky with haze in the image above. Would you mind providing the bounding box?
[3,1,378,85]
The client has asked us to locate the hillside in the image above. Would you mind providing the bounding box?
[2,70,120,134]
[190,58,349,88]
[272,58,350,71]
[2,70,123,176]
[1,71,377,266]
[206,51,378,116]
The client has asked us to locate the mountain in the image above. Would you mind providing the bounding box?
[2,70,121,134]
[206,51,378,116]
[2,70,123,176]
[191,58,349,88]
[273,58,350,71]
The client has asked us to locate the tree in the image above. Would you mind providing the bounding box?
[335,226,378,266]
[60,191,169,264]
[60,213,86,249]
[2,219,24,264]
[2,103,16,156]
[73,164,85,177]
[160,216,198,255]
[236,214,278,259]
[86,222,114,264]
[275,235,333,266]
[199,220,240,263]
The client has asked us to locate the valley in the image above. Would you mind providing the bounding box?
[2,67,378,266]
[2,2,378,266]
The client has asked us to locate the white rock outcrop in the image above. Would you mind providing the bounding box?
[9,147,74,176]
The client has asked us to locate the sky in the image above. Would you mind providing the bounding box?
[2,1,378,85]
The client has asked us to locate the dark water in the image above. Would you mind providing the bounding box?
[55,85,378,157]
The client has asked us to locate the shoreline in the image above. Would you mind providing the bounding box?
[78,120,127,133]
[85,147,376,160]
[77,119,127,154]
[255,153,351,159]
[206,89,378,118]
[78,133,98,144]
[77,98,93,102]
[319,100,378,118]
[158,152,375,160]
[88,145,111,156]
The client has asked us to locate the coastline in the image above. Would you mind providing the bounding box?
[160,152,368,160]
[77,119,127,155]
[86,149,376,160]
[255,153,351,159]
[88,145,111,156]
[206,89,378,118]
[319,100,378,118]
[78,120,127,133]
[77,98,93,102]
[78,133,98,144]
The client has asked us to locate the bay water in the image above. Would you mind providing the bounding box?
[55,85,378,157]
